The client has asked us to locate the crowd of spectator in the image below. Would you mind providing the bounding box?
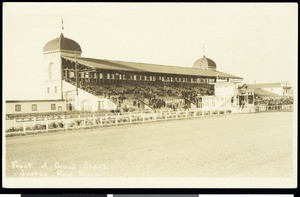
[67,78,214,110]
[254,97,293,106]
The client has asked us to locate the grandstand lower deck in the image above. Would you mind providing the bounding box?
[64,77,214,110]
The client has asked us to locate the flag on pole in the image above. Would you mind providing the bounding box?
[61,18,64,30]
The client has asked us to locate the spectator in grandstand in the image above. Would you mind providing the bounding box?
[137,101,140,108]
[184,104,188,110]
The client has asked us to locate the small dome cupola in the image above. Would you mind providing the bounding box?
[193,55,217,70]
[43,33,82,54]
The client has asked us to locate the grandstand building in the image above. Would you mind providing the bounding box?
[247,82,293,98]
[46,33,243,112]
[6,32,244,115]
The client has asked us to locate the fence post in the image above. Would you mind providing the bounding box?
[224,109,227,115]
[100,117,103,126]
[193,110,196,118]
[142,112,145,122]
[65,119,68,130]
[115,115,118,125]
[84,119,86,127]
[218,110,220,116]
[93,114,96,124]
[154,114,157,121]
[105,114,108,120]
[23,123,26,134]
[165,112,168,120]
[129,112,132,123]
[176,110,178,119]
[44,117,49,131]
[185,110,188,118]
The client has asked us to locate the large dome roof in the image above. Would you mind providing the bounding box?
[43,33,82,53]
[193,55,217,70]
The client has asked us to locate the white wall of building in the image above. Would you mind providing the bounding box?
[6,100,66,115]
[43,52,63,100]
[214,82,236,96]
[43,51,82,100]
[62,81,117,111]
[202,95,233,110]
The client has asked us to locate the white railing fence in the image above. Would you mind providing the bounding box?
[5,108,231,137]
[5,104,293,137]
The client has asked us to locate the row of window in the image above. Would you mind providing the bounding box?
[14,104,56,112]
[47,86,58,94]
[65,70,213,83]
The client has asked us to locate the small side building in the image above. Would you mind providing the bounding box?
[6,100,66,115]
[247,82,293,98]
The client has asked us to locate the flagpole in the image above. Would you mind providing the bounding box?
[75,50,78,95]
[61,17,64,33]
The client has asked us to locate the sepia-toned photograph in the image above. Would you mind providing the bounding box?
[2,3,297,188]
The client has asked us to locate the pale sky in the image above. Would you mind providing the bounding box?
[3,3,298,100]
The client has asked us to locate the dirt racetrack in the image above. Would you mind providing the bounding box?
[6,112,294,177]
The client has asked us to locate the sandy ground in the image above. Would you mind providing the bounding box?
[5,112,295,178]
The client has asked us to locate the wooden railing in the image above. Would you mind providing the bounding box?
[5,108,231,137]
[5,105,293,137]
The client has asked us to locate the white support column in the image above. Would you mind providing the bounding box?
[129,112,132,123]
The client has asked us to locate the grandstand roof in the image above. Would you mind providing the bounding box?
[254,88,281,97]
[248,82,289,89]
[6,99,65,103]
[62,56,242,79]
